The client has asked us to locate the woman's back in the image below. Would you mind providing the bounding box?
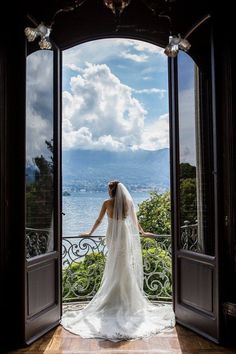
[105,198,115,219]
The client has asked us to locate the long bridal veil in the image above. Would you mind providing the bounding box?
[108,182,143,292]
[61,183,175,341]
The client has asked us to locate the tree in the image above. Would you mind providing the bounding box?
[180,162,196,179]
[26,140,54,229]
[137,191,171,235]
[179,162,197,225]
[180,178,197,225]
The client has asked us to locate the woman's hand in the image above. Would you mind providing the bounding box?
[139,229,145,237]
[79,232,91,237]
[138,223,155,238]
[140,231,156,238]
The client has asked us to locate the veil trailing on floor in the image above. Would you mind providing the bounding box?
[61,182,175,341]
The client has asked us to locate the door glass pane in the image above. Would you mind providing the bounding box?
[178,52,213,255]
[25,50,54,258]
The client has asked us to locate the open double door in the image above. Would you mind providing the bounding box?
[24,22,220,344]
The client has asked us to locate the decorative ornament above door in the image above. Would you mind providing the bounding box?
[103,0,131,17]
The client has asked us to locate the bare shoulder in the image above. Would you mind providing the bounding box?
[101,199,109,207]
[104,199,111,206]
[104,198,114,208]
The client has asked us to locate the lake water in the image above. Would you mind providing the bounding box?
[62,190,150,236]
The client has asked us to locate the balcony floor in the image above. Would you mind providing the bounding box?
[7,325,236,354]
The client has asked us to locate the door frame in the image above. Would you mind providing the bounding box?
[23,27,221,343]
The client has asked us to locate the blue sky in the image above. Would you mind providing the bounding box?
[25,39,197,166]
[62,38,169,152]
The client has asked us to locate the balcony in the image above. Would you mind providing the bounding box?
[62,234,172,303]
[25,228,173,303]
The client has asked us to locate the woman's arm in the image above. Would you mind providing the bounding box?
[80,201,107,237]
[140,231,157,238]
[138,221,156,238]
[138,222,145,235]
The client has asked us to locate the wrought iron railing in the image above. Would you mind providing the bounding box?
[180,220,202,252]
[62,234,172,303]
[26,227,51,258]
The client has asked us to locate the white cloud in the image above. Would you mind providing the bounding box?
[133,88,166,98]
[139,114,169,151]
[119,39,165,62]
[120,51,149,62]
[63,38,165,69]
[63,63,146,151]
[64,63,82,72]
[143,76,152,80]
[26,51,54,161]
[178,88,196,165]
[116,39,165,55]
[63,63,169,152]
[63,126,126,151]
[26,108,52,160]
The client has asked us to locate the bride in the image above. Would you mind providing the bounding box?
[61,180,175,341]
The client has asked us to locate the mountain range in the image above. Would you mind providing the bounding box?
[62,148,170,191]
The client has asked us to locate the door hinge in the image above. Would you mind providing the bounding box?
[225,215,228,227]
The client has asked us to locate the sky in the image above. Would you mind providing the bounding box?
[25,38,197,166]
[62,38,169,152]
[26,50,54,163]
[178,51,197,166]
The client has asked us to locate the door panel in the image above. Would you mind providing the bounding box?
[25,45,62,344]
[179,254,214,313]
[169,21,220,342]
[27,256,57,316]
[25,253,60,341]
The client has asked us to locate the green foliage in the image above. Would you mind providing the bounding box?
[180,162,196,179]
[141,238,172,298]
[179,162,197,225]
[63,252,106,301]
[62,241,172,302]
[137,191,171,234]
[180,178,197,225]
[26,140,54,229]
[136,163,197,231]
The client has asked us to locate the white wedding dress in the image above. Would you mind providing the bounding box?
[61,183,175,341]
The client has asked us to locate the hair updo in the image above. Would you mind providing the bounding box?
[108,180,120,198]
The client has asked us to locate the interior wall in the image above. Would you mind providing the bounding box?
[215,18,236,344]
[0,11,26,349]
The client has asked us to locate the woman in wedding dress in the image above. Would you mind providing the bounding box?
[61,180,175,341]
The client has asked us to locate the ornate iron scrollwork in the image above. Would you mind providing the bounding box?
[180,220,202,252]
[26,228,51,258]
[62,234,172,303]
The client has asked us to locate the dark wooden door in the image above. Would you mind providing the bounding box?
[24,44,62,344]
[169,23,220,343]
